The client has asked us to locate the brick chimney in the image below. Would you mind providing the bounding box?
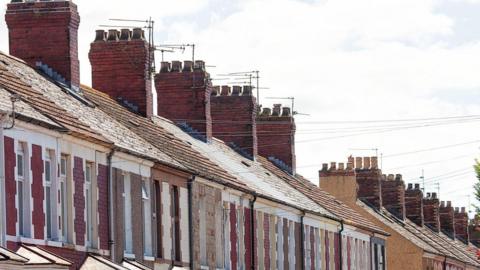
[454,207,469,242]
[318,161,357,205]
[423,192,440,232]
[6,0,80,90]
[210,85,257,159]
[351,156,382,209]
[405,183,424,226]
[257,104,296,173]
[381,174,406,220]
[89,28,153,117]
[439,201,455,237]
[155,60,212,141]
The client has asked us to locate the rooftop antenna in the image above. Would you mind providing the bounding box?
[218,71,260,103]
[420,169,425,193]
[434,182,440,197]
[155,43,196,86]
[265,96,310,116]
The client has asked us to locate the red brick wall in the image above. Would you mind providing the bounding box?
[439,201,455,236]
[89,29,153,117]
[210,86,258,158]
[334,233,340,270]
[454,208,469,242]
[423,193,440,232]
[5,1,80,89]
[263,213,270,270]
[31,144,44,240]
[42,245,87,270]
[257,105,296,172]
[97,164,109,250]
[73,157,85,246]
[244,207,252,270]
[155,61,212,141]
[381,174,406,220]
[405,184,424,226]
[4,136,16,236]
[230,203,237,270]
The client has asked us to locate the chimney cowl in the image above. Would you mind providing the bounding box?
[171,61,182,72]
[119,29,131,40]
[131,28,145,40]
[282,107,291,117]
[160,62,171,73]
[183,61,193,72]
[243,86,253,96]
[231,86,242,96]
[94,30,106,42]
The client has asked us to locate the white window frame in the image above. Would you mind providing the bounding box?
[142,178,153,257]
[123,173,133,255]
[44,151,55,240]
[85,162,94,247]
[16,142,30,238]
[59,155,68,242]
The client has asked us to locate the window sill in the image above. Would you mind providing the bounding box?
[20,237,46,246]
[124,253,136,260]
[144,255,155,262]
[46,240,63,247]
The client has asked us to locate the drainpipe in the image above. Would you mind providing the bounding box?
[187,175,196,270]
[0,112,6,246]
[107,149,116,261]
[250,194,257,270]
[300,213,305,270]
[339,220,344,270]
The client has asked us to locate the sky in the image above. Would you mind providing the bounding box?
[1,0,480,215]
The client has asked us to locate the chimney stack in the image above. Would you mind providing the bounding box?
[257,104,296,173]
[352,156,382,209]
[210,85,257,159]
[423,192,441,232]
[454,207,469,243]
[318,162,357,205]
[405,183,424,226]
[155,60,213,142]
[89,28,154,117]
[439,201,455,237]
[381,174,406,220]
[6,0,81,90]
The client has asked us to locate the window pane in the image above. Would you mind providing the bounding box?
[18,181,23,236]
[45,161,51,182]
[60,157,67,176]
[46,187,51,239]
[86,188,91,243]
[85,165,91,182]
[61,182,67,240]
[17,154,23,177]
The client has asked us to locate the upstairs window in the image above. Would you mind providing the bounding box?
[142,179,153,257]
[85,162,95,247]
[44,151,56,240]
[16,142,30,238]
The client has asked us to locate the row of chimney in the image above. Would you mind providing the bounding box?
[4,0,297,172]
[320,157,470,243]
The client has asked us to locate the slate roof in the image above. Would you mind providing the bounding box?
[0,52,184,171]
[357,200,480,267]
[16,245,72,267]
[0,246,28,263]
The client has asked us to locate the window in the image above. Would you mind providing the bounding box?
[44,152,54,240]
[172,186,181,262]
[59,155,69,242]
[154,181,162,258]
[142,179,153,257]
[85,162,94,247]
[123,173,133,254]
[16,142,30,237]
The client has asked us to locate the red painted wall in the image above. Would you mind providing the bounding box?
[4,136,16,236]
[244,207,252,270]
[73,157,85,246]
[31,144,44,240]
[263,213,270,270]
[97,164,109,250]
[230,203,237,270]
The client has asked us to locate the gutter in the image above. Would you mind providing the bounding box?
[250,194,257,270]
[107,149,116,261]
[187,175,196,270]
[339,220,344,270]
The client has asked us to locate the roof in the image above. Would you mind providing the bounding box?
[357,200,480,267]
[16,245,72,267]
[121,259,152,270]
[80,254,129,270]
[0,52,184,170]
[0,246,28,263]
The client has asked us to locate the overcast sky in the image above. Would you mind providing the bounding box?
[1,0,480,215]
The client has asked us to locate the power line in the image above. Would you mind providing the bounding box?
[383,140,480,159]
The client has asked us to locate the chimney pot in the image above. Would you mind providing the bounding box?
[407,183,413,189]
[119,29,131,40]
[426,192,431,198]
[371,157,378,169]
[395,174,402,181]
[171,61,182,72]
[441,201,445,207]
[432,192,437,199]
[221,85,231,96]
[94,30,106,42]
[282,107,291,117]
[183,61,193,72]
[211,86,220,96]
[387,174,395,181]
[455,207,460,213]
[461,207,465,213]
[414,184,420,190]
[330,162,337,170]
[338,163,345,170]
[322,163,328,171]
[272,104,282,116]
[232,86,242,96]
[194,60,205,71]
[447,201,452,207]
[261,108,272,116]
[243,86,253,96]
[131,28,145,40]
[107,29,119,41]
[355,157,362,169]
[160,62,171,73]
[363,157,371,169]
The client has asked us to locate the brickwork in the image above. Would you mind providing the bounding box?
[42,245,87,270]
[155,61,213,141]
[73,156,85,246]
[351,157,383,209]
[423,192,440,232]
[257,104,296,172]
[454,207,469,242]
[5,1,80,89]
[97,164,109,250]
[439,201,455,236]
[405,183,424,226]
[4,136,16,236]
[89,29,153,117]
[131,173,144,261]
[381,174,406,220]
[210,85,258,158]
[31,144,44,240]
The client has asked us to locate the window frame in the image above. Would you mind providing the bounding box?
[16,142,30,238]
[44,152,54,240]
[85,162,94,247]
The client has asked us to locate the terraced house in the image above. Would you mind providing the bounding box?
[320,157,480,270]
[0,0,396,269]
